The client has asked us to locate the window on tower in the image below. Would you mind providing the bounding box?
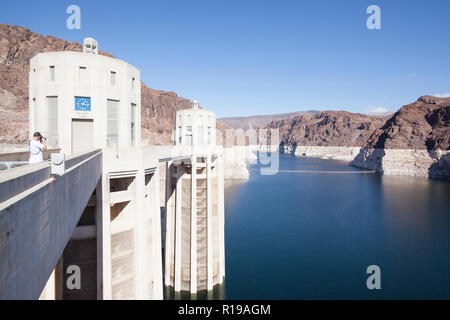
[49,66,55,81]
[107,99,120,146]
[110,71,116,86]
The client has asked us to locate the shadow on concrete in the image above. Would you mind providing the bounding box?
[427,151,450,181]
[350,148,385,174]
[164,283,225,300]
[350,114,394,173]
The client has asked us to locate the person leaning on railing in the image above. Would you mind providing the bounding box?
[29,132,48,164]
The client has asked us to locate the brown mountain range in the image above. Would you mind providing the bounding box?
[264,111,389,147]
[219,110,318,131]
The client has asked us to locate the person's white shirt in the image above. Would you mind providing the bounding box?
[29,140,45,164]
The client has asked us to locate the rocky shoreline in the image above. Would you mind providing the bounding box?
[280,144,450,180]
[351,148,450,180]
[282,145,361,162]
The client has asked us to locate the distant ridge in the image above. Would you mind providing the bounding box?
[264,111,389,147]
[219,110,319,130]
[263,96,449,152]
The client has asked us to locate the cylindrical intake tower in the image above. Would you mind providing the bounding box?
[165,102,225,293]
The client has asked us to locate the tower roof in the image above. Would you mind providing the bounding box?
[83,38,99,54]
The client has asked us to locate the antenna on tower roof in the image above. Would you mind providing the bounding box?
[83,38,99,54]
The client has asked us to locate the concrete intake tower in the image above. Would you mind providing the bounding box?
[164,101,225,293]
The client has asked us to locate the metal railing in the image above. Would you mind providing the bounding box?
[0,149,61,171]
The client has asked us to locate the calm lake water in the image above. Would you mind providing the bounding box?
[223,153,450,299]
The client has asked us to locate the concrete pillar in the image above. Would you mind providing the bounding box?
[151,168,163,299]
[174,165,182,292]
[135,168,148,299]
[190,156,198,294]
[164,150,225,294]
[101,173,112,299]
[218,154,225,282]
[164,161,174,287]
[96,178,103,300]
[206,153,213,291]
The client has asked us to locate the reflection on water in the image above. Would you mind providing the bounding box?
[380,175,449,236]
[164,283,225,300]
[224,153,450,299]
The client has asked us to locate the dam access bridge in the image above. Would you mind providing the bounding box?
[0,38,225,300]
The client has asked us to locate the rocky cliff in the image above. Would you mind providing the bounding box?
[223,146,257,182]
[364,96,450,151]
[264,111,388,148]
[351,96,450,179]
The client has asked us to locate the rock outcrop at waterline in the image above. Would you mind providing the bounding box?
[350,148,450,179]
[223,146,257,181]
[282,145,363,162]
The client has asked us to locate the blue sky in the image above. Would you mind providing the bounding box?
[1,0,449,117]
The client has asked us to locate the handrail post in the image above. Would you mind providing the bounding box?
[51,153,65,176]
